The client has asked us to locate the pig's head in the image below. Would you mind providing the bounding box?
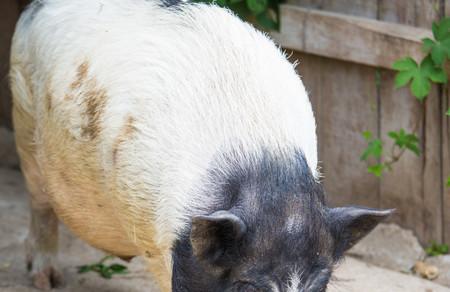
[172,151,393,292]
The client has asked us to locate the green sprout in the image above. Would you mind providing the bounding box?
[78,255,128,279]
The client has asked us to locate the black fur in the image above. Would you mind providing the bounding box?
[159,0,184,8]
[172,148,334,292]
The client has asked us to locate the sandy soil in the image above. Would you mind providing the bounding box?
[0,167,449,292]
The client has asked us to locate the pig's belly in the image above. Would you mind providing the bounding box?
[41,127,141,257]
[46,167,140,257]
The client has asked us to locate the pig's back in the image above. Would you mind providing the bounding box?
[11,0,317,253]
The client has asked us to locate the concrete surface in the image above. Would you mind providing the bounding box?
[426,256,450,287]
[0,167,449,292]
[348,223,426,272]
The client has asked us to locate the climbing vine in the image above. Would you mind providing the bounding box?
[361,17,450,185]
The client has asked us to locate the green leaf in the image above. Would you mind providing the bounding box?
[362,131,372,141]
[368,164,385,177]
[392,57,417,71]
[216,0,226,7]
[388,129,420,156]
[446,176,450,187]
[228,1,251,20]
[432,22,440,40]
[77,255,129,279]
[255,9,278,30]
[420,55,447,83]
[100,267,113,279]
[410,73,431,100]
[426,242,449,257]
[431,43,448,65]
[428,66,448,83]
[446,108,450,116]
[109,264,128,273]
[433,18,450,41]
[392,56,438,99]
[387,131,398,140]
[406,143,421,156]
[422,38,435,52]
[423,19,450,65]
[245,0,267,15]
[394,70,414,88]
[78,265,92,274]
[361,139,383,161]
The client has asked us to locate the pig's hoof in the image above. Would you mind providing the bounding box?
[31,267,64,290]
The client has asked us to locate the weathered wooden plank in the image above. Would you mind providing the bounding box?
[378,70,426,240]
[378,1,415,26]
[444,87,450,244]
[422,86,444,243]
[289,51,380,208]
[283,2,381,210]
[416,0,441,28]
[447,0,450,18]
[0,0,21,129]
[271,5,432,70]
[444,0,450,244]
[316,1,380,209]
[414,0,443,245]
[378,0,443,244]
[286,0,378,18]
[379,0,440,28]
[318,59,379,208]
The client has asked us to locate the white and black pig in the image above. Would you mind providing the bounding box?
[10,0,393,291]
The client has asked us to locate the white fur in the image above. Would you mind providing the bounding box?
[11,0,317,252]
[286,269,301,292]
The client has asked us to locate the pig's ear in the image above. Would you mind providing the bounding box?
[328,207,394,257]
[190,210,246,267]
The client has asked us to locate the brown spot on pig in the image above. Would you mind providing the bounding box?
[112,116,136,164]
[80,78,108,140]
[46,92,52,111]
[44,77,53,112]
[70,61,89,90]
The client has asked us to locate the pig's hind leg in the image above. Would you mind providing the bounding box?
[13,105,63,290]
[25,200,62,290]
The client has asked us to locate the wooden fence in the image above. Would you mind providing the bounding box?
[0,0,449,244]
[272,0,450,245]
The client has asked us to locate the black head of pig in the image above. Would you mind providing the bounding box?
[172,150,393,292]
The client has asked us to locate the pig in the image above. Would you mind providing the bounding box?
[9,0,393,291]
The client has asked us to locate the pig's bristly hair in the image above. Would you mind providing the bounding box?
[200,147,324,214]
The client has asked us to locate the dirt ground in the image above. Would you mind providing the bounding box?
[1,167,449,292]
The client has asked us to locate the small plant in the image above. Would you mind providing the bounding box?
[426,242,449,257]
[194,0,283,30]
[361,17,450,183]
[78,255,128,279]
[360,130,420,177]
